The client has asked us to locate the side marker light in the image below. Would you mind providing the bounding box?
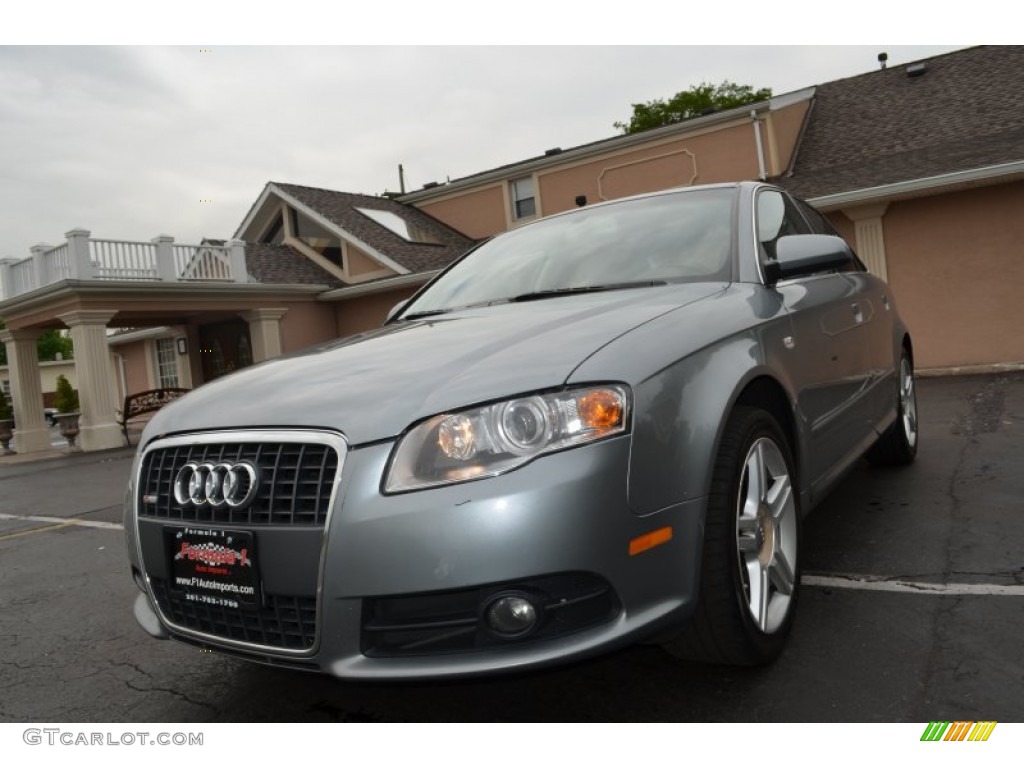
[629,526,673,556]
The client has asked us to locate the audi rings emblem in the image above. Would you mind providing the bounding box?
[173,461,260,509]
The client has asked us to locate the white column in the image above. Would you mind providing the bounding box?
[0,328,51,453]
[66,229,94,280]
[842,203,890,282]
[241,308,288,363]
[30,244,51,289]
[57,309,123,451]
[227,239,248,283]
[0,258,17,300]
[153,235,177,281]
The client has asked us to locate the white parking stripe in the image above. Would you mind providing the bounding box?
[0,512,123,531]
[1,512,1020,595]
[803,573,1024,596]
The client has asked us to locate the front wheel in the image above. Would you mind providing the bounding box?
[663,406,800,666]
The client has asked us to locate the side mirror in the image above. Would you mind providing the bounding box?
[765,235,853,284]
[384,300,408,324]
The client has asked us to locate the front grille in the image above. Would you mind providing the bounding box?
[150,578,317,651]
[139,441,338,526]
[362,572,620,657]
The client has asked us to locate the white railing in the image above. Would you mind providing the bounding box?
[10,258,35,295]
[1,232,246,300]
[90,239,158,280]
[43,244,70,282]
[173,244,233,281]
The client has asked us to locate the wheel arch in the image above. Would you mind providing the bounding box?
[733,376,799,479]
[714,373,804,513]
[624,334,803,515]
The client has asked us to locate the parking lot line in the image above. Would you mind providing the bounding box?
[803,573,1024,597]
[4,512,1020,595]
[0,512,123,531]
[0,521,78,541]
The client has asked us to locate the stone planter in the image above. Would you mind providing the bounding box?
[55,412,81,451]
[0,418,14,455]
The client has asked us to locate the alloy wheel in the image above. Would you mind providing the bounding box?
[735,436,798,634]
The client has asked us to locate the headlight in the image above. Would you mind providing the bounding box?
[384,384,631,493]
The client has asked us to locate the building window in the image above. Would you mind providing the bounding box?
[1,379,9,397]
[510,176,536,220]
[154,338,179,388]
[290,209,343,267]
[260,211,285,245]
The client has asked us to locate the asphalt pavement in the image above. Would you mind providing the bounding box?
[1,372,1022,722]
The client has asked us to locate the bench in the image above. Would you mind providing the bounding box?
[118,388,190,445]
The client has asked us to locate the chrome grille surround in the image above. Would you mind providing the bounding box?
[133,430,347,657]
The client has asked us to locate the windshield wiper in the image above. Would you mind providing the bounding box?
[510,280,668,303]
[400,281,667,320]
[400,308,452,320]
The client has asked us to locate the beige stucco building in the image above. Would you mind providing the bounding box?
[2,45,1021,454]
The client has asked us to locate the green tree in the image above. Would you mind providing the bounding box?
[0,320,74,365]
[614,80,773,134]
[37,329,73,361]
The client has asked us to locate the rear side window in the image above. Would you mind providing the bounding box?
[794,198,865,272]
[795,198,839,236]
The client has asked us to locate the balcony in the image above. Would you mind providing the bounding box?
[0,230,249,301]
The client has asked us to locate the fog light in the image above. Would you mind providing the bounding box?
[485,594,539,637]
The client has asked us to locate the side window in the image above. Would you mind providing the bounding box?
[794,198,864,272]
[756,189,811,261]
[794,198,838,236]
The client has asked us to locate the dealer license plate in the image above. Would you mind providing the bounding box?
[166,526,260,608]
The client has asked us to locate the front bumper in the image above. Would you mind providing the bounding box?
[126,430,706,680]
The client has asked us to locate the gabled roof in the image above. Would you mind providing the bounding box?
[244,242,343,288]
[268,182,475,274]
[782,46,1024,201]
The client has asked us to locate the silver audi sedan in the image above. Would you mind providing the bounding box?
[125,181,917,678]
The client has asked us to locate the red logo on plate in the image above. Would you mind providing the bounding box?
[175,541,251,568]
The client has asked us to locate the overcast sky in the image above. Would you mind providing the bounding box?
[0,45,963,259]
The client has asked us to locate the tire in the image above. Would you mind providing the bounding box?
[866,350,918,466]
[663,406,800,666]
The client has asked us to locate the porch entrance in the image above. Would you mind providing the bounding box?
[198,320,253,383]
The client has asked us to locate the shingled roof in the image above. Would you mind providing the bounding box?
[782,46,1024,200]
[244,242,343,288]
[271,182,476,273]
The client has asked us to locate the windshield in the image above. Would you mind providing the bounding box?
[400,187,736,317]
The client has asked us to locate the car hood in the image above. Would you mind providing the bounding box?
[144,283,726,446]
